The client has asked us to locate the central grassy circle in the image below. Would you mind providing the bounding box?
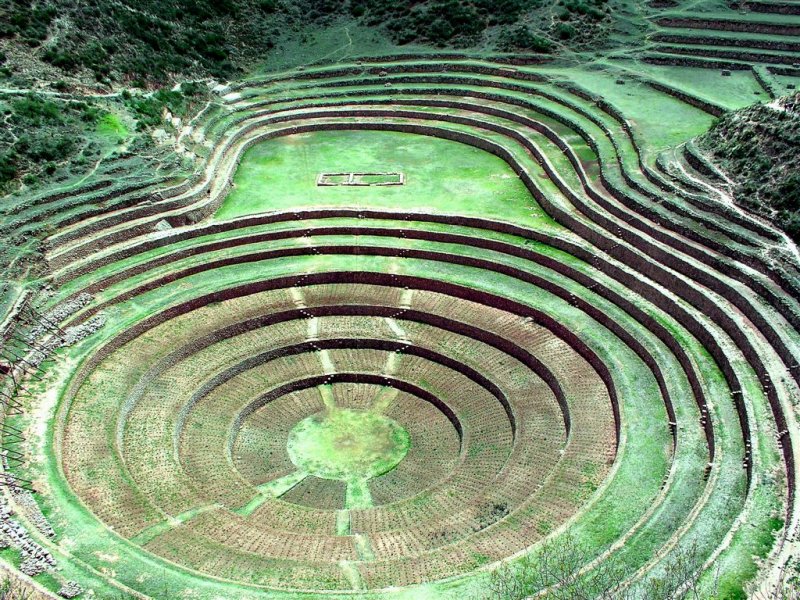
[287,408,411,481]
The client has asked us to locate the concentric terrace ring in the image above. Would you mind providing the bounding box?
[12,55,796,599]
[60,281,617,590]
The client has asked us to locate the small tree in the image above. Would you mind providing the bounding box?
[634,542,704,600]
[750,560,800,600]
[477,535,705,600]
[479,532,628,600]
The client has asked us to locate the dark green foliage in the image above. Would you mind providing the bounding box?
[499,25,552,52]
[425,1,484,43]
[79,103,104,123]
[563,0,608,20]
[126,94,173,129]
[3,0,609,84]
[41,48,78,71]
[6,0,283,83]
[11,96,62,124]
[775,173,800,211]
[258,0,280,13]
[16,133,74,161]
[787,212,800,242]
[0,152,18,186]
[0,3,56,43]
[0,93,123,191]
[700,93,800,242]
[476,0,541,25]
[377,0,485,46]
[555,23,576,40]
[180,81,205,97]
[124,86,207,130]
[358,0,559,47]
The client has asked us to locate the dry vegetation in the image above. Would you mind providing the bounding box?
[700,93,800,241]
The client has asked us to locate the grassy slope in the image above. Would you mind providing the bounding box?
[543,64,718,153]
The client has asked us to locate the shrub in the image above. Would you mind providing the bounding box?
[0,152,18,185]
[556,23,576,39]
[774,173,800,211]
[23,135,74,161]
[258,0,280,12]
[11,95,62,124]
[499,25,552,52]
[42,47,78,71]
[475,0,540,25]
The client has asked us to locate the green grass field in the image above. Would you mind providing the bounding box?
[216,130,554,230]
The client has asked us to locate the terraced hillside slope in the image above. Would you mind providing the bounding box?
[699,92,800,241]
[0,2,800,599]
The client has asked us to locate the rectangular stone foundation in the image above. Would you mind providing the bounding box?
[317,172,405,186]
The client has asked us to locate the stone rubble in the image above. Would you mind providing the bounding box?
[0,497,56,577]
[62,314,106,347]
[58,580,84,598]
[10,485,55,539]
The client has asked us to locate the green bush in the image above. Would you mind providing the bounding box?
[0,93,110,190]
[0,152,18,186]
[11,95,62,124]
[476,0,540,25]
[499,25,552,52]
[124,86,208,130]
[774,173,800,211]
[42,47,78,71]
[556,23,576,39]
[258,0,280,13]
[16,133,74,162]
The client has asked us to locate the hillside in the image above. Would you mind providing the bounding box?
[699,93,800,241]
[0,0,613,197]
[0,0,611,88]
